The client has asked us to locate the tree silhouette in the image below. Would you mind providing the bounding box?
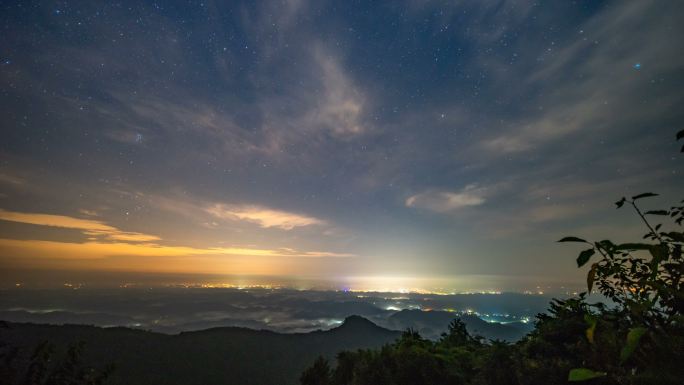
[301,131,683,385]
[0,336,112,385]
[300,356,331,385]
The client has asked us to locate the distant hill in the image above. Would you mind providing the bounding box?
[383,309,533,341]
[0,316,400,385]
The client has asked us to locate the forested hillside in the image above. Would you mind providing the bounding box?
[0,316,399,385]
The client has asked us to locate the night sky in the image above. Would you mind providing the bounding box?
[1,1,683,292]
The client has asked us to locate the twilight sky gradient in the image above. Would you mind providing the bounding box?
[1,1,683,291]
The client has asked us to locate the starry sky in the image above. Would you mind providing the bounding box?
[1,1,683,292]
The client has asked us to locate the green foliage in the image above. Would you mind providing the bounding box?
[0,338,112,385]
[440,319,480,348]
[568,368,606,382]
[301,134,684,385]
[479,340,518,385]
[302,323,485,385]
[549,176,683,382]
[300,356,331,385]
[563,193,684,327]
[619,327,646,363]
[302,192,684,383]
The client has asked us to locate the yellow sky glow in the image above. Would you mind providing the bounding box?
[0,209,352,275]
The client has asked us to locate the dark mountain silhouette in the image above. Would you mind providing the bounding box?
[333,314,386,332]
[0,310,136,327]
[384,309,533,341]
[0,316,400,385]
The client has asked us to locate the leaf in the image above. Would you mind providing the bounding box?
[649,244,668,263]
[587,263,598,293]
[568,368,607,382]
[559,236,588,243]
[596,240,615,253]
[615,243,652,251]
[577,248,596,267]
[644,210,668,216]
[584,314,597,344]
[631,192,658,200]
[620,327,647,363]
[615,197,626,208]
[665,232,684,242]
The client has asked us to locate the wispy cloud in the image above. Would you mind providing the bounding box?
[404,0,537,43]
[479,2,684,155]
[0,209,160,243]
[78,209,99,217]
[307,47,367,138]
[0,208,353,270]
[0,207,313,252]
[0,209,116,232]
[406,185,486,213]
[205,204,325,230]
[0,173,25,186]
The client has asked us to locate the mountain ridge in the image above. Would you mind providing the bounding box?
[0,317,401,385]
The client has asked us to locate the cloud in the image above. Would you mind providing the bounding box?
[479,2,684,155]
[299,250,355,258]
[0,209,342,256]
[406,185,486,213]
[205,204,325,230]
[0,209,117,232]
[308,48,367,137]
[88,232,162,242]
[78,209,99,217]
[0,173,26,186]
[0,209,162,243]
[0,208,354,273]
[405,0,537,43]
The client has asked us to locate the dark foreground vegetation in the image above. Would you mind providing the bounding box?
[300,133,684,385]
[0,316,399,385]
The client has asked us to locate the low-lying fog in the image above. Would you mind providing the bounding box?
[0,287,559,341]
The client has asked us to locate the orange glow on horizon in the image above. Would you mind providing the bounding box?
[0,208,354,276]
